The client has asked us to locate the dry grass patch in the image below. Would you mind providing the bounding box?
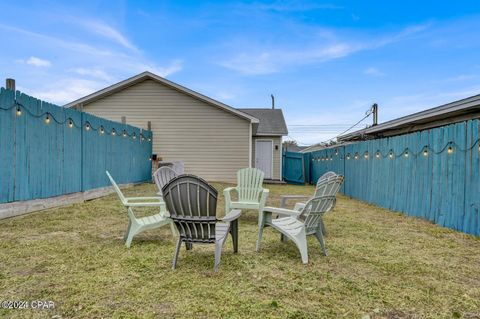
[0,182,479,318]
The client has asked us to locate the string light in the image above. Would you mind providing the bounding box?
[112,129,116,136]
[123,130,127,138]
[404,150,409,158]
[389,151,394,159]
[44,114,50,125]
[364,152,369,159]
[423,148,428,157]
[354,153,359,160]
[335,149,338,156]
[346,154,351,160]
[375,151,380,159]
[16,107,22,116]
[132,133,136,140]
[68,119,74,128]
[148,137,151,142]
[85,123,91,131]
[447,146,454,154]
[99,126,105,134]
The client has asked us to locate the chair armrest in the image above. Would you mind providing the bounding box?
[126,202,165,207]
[223,187,237,194]
[126,197,163,202]
[221,209,241,222]
[279,195,310,208]
[263,206,302,217]
[259,189,269,208]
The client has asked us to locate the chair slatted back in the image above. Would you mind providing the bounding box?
[153,167,178,195]
[162,175,218,242]
[237,168,265,202]
[106,171,127,205]
[314,174,344,199]
[316,171,337,187]
[172,161,185,175]
[300,195,337,233]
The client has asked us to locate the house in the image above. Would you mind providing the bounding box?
[238,108,288,181]
[338,93,480,141]
[65,71,288,182]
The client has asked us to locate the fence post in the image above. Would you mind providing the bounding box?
[6,78,15,91]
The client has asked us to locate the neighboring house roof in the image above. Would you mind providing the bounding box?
[300,141,355,153]
[283,144,308,153]
[339,93,480,141]
[238,108,288,136]
[65,71,259,123]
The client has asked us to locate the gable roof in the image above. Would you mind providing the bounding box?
[339,93,480,141]
[238,108,288,136]
[64,71,259,123]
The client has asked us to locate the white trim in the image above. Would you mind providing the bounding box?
[279,137,283,180]
[64,71,259,124]
[249,123,252,168]
[255,139,274,179]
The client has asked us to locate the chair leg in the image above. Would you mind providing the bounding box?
[294,236,309,264]
[185,242,193,250]
[214,241,223,272]
[319,218,327,236]
[169,221,177,237]
[124,220,132,241]
[230,220,238,253]
[280,233,288,243]
[172,237,182,269]
[125,224,138,248]
[256,224,265,252]
[314,227,328,256]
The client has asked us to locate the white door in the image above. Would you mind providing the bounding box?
[255,140,273,179]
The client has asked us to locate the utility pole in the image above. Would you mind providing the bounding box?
[372,103,378,126]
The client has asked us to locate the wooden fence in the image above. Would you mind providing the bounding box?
[285,119,480,236]
[0,88,153,204]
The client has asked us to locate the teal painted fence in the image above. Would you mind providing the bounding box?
[284,119,480,236]
[0,88,153,204]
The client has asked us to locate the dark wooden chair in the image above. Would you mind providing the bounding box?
[162,174,241,271]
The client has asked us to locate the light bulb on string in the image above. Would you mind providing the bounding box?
[123,130,127,138]
[404,150,409,158]
[85,123,90,131]
[132,133,136,140]
[447,145,453,154]
[364,152,369,160]
[148,137,151,142]
[389,151,394,159]
[68,119,74,128]
[354,153,359,160]
[423,148,428,157]
[99,126,105,134]
[346,154,350,160]
[45,114,51,125]
[112,129,116,136]
[16,107,22,116]
[376,151,380,159]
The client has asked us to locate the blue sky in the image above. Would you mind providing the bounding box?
[1,1,480,144]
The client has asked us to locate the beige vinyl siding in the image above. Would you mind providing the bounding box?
[251,136,282,180]
[81,79,250,182]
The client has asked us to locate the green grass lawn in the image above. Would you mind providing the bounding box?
[0,182,479,319]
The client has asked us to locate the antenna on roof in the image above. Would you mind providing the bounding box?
[372,103,378,126]
[271,94,275,109]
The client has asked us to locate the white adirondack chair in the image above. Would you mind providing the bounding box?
[224,168,269,224]
[153,166,178,196]
[256,195,338,264]
[106,171,176,248]
[279,172,343,235]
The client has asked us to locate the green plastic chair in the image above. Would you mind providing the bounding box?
[224,168,269,224]
[106,171,176,248]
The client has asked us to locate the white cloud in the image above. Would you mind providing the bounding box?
[71,19,139,52]
[29,78,103,105]
[16,56,51,67]
[219,23,429,75]
[70,68,113,81]
[364,67,384,77]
